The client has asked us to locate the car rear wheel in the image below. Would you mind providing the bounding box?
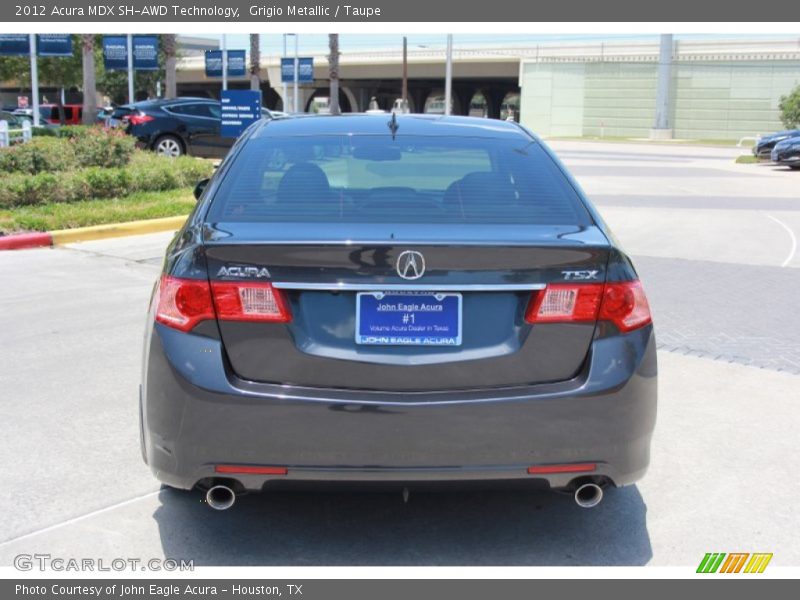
[154,135,183,157]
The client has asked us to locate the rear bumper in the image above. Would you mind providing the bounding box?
[141,323,657,492]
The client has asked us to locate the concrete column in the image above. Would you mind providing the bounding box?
[651,34,674,140]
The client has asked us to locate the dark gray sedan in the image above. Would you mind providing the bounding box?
[141,114,657,511]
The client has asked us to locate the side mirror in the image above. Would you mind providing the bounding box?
[193,178,210,201]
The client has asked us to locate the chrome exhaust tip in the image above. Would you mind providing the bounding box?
[574,482,603,508]
[206,485,236,510]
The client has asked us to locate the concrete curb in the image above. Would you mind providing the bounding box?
[0,215,188,250]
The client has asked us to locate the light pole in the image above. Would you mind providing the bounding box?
[293,34,299,113]
[402,36,408,109]
[444,34,453,116]
[28,34,40,127]
[126,34,134,104]
[282,34,288,111]
[221,34,228,91]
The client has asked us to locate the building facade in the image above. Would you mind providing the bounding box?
[519,38,800,140]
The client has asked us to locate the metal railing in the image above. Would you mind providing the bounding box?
[0,119,33,147]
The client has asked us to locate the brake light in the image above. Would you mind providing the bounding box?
[211,282,292,323]
[154,277,292,332]
[155,275,215,332]
[598,281,652,332]
[525,281,651,333]
[127,113,154,125]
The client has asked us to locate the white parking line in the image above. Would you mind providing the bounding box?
[765,213,798,267]
[0,490,161,549]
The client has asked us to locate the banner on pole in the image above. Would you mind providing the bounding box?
[133,35,159,70]
[102,35,128,71]
[205,50,247,78]
[37,34,73,57]
[227,50,246,77]
[0,34,30,55]
[281,57,314,83]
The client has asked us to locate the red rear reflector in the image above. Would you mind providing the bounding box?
[127,114,155,125]
[525,280,652,333]
[215,465,288,475]
[527,463,596,475]
[155,275,215,332]
[211,282,292,323]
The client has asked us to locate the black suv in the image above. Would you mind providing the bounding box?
[122,97,272,159]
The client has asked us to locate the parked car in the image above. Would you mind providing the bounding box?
[753,129,800,159]
[12,104,92,125]
[122,97,274,159]
[141,114,657,511]
[39,104,84,125]
[771,136,800,170]
[0,110,31,128]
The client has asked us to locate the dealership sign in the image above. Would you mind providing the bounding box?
[205,50,247,78]
[220,89,261,138]
[281,57,314,82]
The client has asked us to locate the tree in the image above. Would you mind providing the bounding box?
[249,34,261,92]
[81,35,97,124]
[163,34,177,99]
[328,34,340,115]
[779,84,800,129]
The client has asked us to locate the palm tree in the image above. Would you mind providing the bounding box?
[80,35,96,125]
[162,34,177,99]
[328,34,340,115]
[250,34,261,92]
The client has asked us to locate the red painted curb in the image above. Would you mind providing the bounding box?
[0,232,53,251]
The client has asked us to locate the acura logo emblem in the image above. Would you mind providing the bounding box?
[396,250,425,280]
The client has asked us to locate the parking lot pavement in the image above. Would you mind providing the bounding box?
[1,141,798,566]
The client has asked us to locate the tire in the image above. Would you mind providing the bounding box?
[153,134,184,157]
[789,165,800,171]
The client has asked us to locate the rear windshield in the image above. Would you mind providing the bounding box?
[206,134,591,225]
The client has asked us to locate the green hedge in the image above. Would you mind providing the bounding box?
[0,126,135,174]
[0,153,213,208]
[0,138,77,174]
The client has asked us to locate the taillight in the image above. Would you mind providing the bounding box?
[154,276,292,332]
[598,281,652,332]
[155,275,215,332]
[127,113,154,125]
[525,280,651,333]
[525,283,604,323]
[211,282,292,323]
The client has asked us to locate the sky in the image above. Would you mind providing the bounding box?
[192,33,793,56]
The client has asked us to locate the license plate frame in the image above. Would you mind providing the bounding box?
[355,291,463,346]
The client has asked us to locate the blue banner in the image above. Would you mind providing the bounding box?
[205,50,222,77]
[0,34,30,56]
[205,50,247,78]
[281,57,314,83]
[220,90,261,138]
[133,35,159,70]
[227,50,246,77]
[37,34,73,57]
[102,35,128,71]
